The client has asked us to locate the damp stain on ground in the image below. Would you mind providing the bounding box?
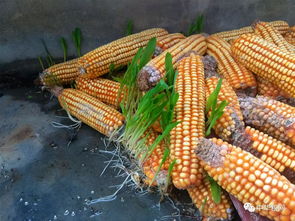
[0,86,200,221]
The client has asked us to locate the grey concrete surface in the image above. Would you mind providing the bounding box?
[0,0,294,66]
[0,87,201,221]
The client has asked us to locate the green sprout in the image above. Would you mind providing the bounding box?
[125,20,134,36]
[205,78,228,136]
[206,174,221,204]
[187,14,204,36]
[72,27,82,57]
[37,56,45,70]
[41,39,55,66]
[60,37,68,62]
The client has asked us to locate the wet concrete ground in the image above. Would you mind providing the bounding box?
[0,86,199,221]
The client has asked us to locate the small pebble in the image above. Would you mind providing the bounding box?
[71,211,75,216]
[24,202,29,206]
[64,210,69,216]
[53,215,57,220]
[19,198,23,202]
[91,191,94,194]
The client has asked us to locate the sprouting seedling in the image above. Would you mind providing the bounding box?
[149,147,170,186]
[206,173,221,204]
[187,14,204,36]
[165,159,177,190]
[38,56,45,70]
[199,196,208,215]
[60,37,68,62]
[205,78,228,136]
[72,27,82,57]
[41,39,55,66]
[125,20,134,36]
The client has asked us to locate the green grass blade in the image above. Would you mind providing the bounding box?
[72,28,82,57]
[138,37,156,69]
[60,37,68,62]
[205,78,223,113]
[37,56,45,70]
[125,20,133,36]
[207,174,221,204]
[41,39,55,66]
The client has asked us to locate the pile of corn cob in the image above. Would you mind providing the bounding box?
[39,20,295,221]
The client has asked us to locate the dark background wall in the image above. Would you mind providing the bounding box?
[0,0,294,71]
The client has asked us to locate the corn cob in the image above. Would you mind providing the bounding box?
[253,21,295,54]
[170,54,205,189]
[257,76,289,99]
[206,36,257,95]
[57,88,124,137]
[154,33,186,57]
[231,34,295,98]
[233,126,295,183]
[75,77,125,109]
[239,96,295,147]
[78,28,168,79]
[142,129,170,186]
[212,20,289,42]
[137,34,207,91]
[195,137,295,221]
[205,76,245,141]
[40,58,79,87]
[187,178,233,220]
[284,26,295,46]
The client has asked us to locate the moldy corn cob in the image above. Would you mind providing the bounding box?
[195,137,295,221]
[40,58,79,87]
[206,36,257,96]
[137,34,207,91]
[233,126,295,183]
[212,20,289,42]
[78,28,168,79]
[239,96,295,147]
[231,34,295,98]
[75,77,125,109]
[253,21,295,54]
[187,177,233,220]
[57,88,124,137]
[154,33,186,57]
[169,53,205,189]
[203,55,245,142]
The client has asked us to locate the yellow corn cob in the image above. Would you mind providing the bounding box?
[205,76,244,141]
[253,21,295,54]
[284,26,295,45]
[40,58,79,87]
[195,137,295,221]
[58,88,124,137]
[170,54,205,189]
[188,178,233,220]
[231,34,295,98]
[234,126,295,183]
[206,36,257,95]
[75,77,125,109]
[78,28,168,79]
[142,129,170,186]
[239,96,295,147]
[212,20,289,42]
[154,33,186,57]
[137,34,207,91]
[257,76,289,99]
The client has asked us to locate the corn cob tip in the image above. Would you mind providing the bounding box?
[50,86,64,97]
[137,65,160,91]
[202,55,219,78]
[195,138,227,167]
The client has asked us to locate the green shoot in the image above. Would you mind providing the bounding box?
[205,78,228,136]
[38,56,45,70]
[200,197,208,215]
[41,39,55,66]
[165,159,177,190]
[149,147,170,186]
[60,37,68,62]
[206,174,221,204]
[187,14,204,36]
[72,28,82,57]
[125,20,134,36]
